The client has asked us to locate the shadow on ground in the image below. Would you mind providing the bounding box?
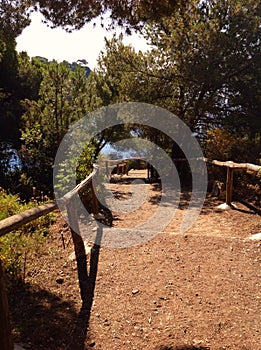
[9,281,79,349]
[8,233,101,350]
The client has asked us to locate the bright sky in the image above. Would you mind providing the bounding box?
[16,12,149,70]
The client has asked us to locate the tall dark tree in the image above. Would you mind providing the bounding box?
[0,0,33,145]
[89,0,260,165]
[95,1,260,129]
[20,61,92,189]
[30,0,179,30]
[0,0,31,42]
[0,39,21,144]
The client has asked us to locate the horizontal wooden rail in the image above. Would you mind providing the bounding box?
[0,164,99,238]
[0,156,259,349]
[207,159,261,172]
[0,202,57,238]
[0,155,201,238]
[172,157,261,172]
[206,159,260,206]
[166,157,260,206]
[0,165,99,350]
[104,157,146,163]
[0,202,57,349]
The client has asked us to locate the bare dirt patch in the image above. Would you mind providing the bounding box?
[8,171,261,350]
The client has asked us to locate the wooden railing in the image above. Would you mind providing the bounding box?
[206,159,260,207]
[103,158,146,178]
[173,157,260,207]
[0,165,99,350]
[0,158,260,349]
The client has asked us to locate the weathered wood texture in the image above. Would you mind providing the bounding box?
[207,159,260,205]
[0,165,99,238]
[226,167,234,205]
[0,158,258,350]
[0,165,99,350]
[0,202,57,237]
[66,197,89,303]
[209,159,261,172]
[173,158,260,172]
[91,179,99,215]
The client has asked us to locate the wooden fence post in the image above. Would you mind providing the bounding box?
[147,163,151,180]
[66,197,89,304]
[91,179,99,215]
[226,167,234,205]
[0,260,14,350]
[105,161,109,178]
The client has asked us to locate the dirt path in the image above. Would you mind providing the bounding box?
[9,171,261,350]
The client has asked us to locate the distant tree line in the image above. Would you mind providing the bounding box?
[0,0,260,200]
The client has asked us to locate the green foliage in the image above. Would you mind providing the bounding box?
[18,52,43,100]
[205,128,260,163]
[234,166,261,210]
[0,1,39,145]
[94,0,260,132]
[0,0,31,42]
[1,0,260,198]
[0,45,43,149]
[205,128,238,161]
[20,61,90,189]
[76,143,97,182]
[54,141,96,196]
[144,0,260,133]
[0,189,56,279]
[27,0,179,31]
[0,39,21,144]
[90,0,260,168]
[95,36,143,105]
[0,39,6,63]
[205,128,260,205]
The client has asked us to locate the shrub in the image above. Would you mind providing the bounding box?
[0,188,56,279]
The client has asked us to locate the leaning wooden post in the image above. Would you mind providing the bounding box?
[91,175,99,215]
[147,163,150,180]
[226,167,234,206]
[0,260,14,350]
[105,160,109,178]
[66,197,89,304]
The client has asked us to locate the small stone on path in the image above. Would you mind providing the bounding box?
[68,241,92,261]
[132,289,139,295]
[247,232,261,241]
